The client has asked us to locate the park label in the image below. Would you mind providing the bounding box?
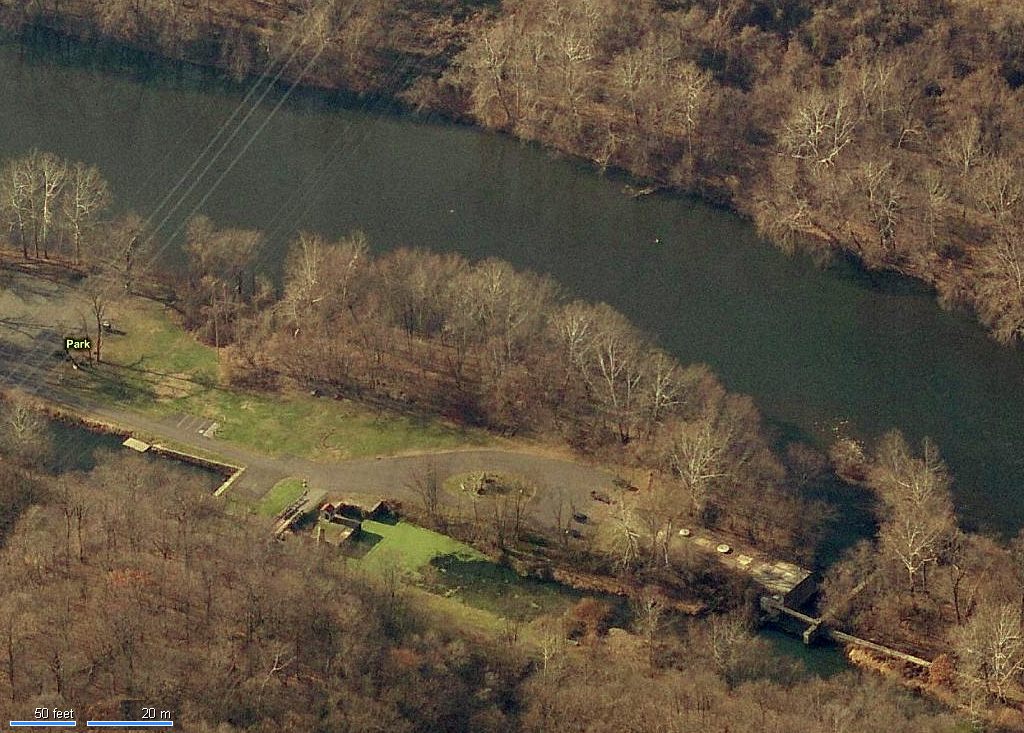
[65,337,92,350]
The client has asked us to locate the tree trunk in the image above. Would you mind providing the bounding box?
[94,310,103,363]
[76,511,85,564]
[951,565,964,625]
[5,629,15,703]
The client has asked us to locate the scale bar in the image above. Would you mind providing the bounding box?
[86,724,173,728]
[9,724,77,728]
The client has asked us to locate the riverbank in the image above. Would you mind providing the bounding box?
[7,0,1022,346]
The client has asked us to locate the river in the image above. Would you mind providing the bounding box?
[3,37,1023,543]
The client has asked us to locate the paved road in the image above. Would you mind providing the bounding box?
[47,392,618,530]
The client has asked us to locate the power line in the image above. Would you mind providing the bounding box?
[0,0,458,442]
[0,11,340,395]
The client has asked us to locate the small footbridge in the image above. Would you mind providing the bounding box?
[760,595,932,669]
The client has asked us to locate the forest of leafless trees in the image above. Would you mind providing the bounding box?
[173,221,824,565]
[0,407,964,732]
[5,0,1024,344]
[822,429,1024,722]
[6,146,1024,722]
[0,150,110,265]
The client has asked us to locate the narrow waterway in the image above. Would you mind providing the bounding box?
[3,37,1023,545]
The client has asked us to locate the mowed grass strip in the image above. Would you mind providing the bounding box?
[84,300,490,459]
[205,390,482,460]
[257,477,307,517]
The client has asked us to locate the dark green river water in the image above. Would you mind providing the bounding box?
[3,38,1023,544]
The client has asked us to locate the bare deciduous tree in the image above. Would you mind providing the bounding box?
[705,611,758,685]
[460,20,522,128]
[0,158,32,258]
[632,587,666,668]
[851,159,905,250]
[975,223,1024,344]
[870,431,956,594]
[970,153,1024,221]
[954,603,1024,702]
[550,487,573,548]
[660,394,764,518]
[34,151,67,259]
[77,273,114,363]
[406,459,444,529]
[0,592,33,703]
[599,501,642,570]
[0,398,51,467]
[921,166,951,244]
[780,88,857,168]
[640,349,683,433]
[943,113,983,178]
[61,161,111,265]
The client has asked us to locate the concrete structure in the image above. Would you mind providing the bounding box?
[761,595,934,663]
[319,522,358,547]
[368,499,398,522]
[122,437,150,452]
[272,488,326,537]
[679,530,816,608]
[749,559,816,608]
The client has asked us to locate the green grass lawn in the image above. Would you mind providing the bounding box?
[356,520,587,623]
[197,390,481,459]
[357,520,515,633]
[64,300,490,459]
[360,519,487,579]
[257,477,307,517]
[103,300,219,384]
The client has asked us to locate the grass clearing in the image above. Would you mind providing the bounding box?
[103,300,219,384]
[199,390,482,459]
[406,584,509,636]
[63,299,491,459]
[257,477,306,517]
[355,520,588,624]
[427,554,584,621]
[360,519,487,579]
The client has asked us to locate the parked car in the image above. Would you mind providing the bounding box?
[572,512,588,524]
